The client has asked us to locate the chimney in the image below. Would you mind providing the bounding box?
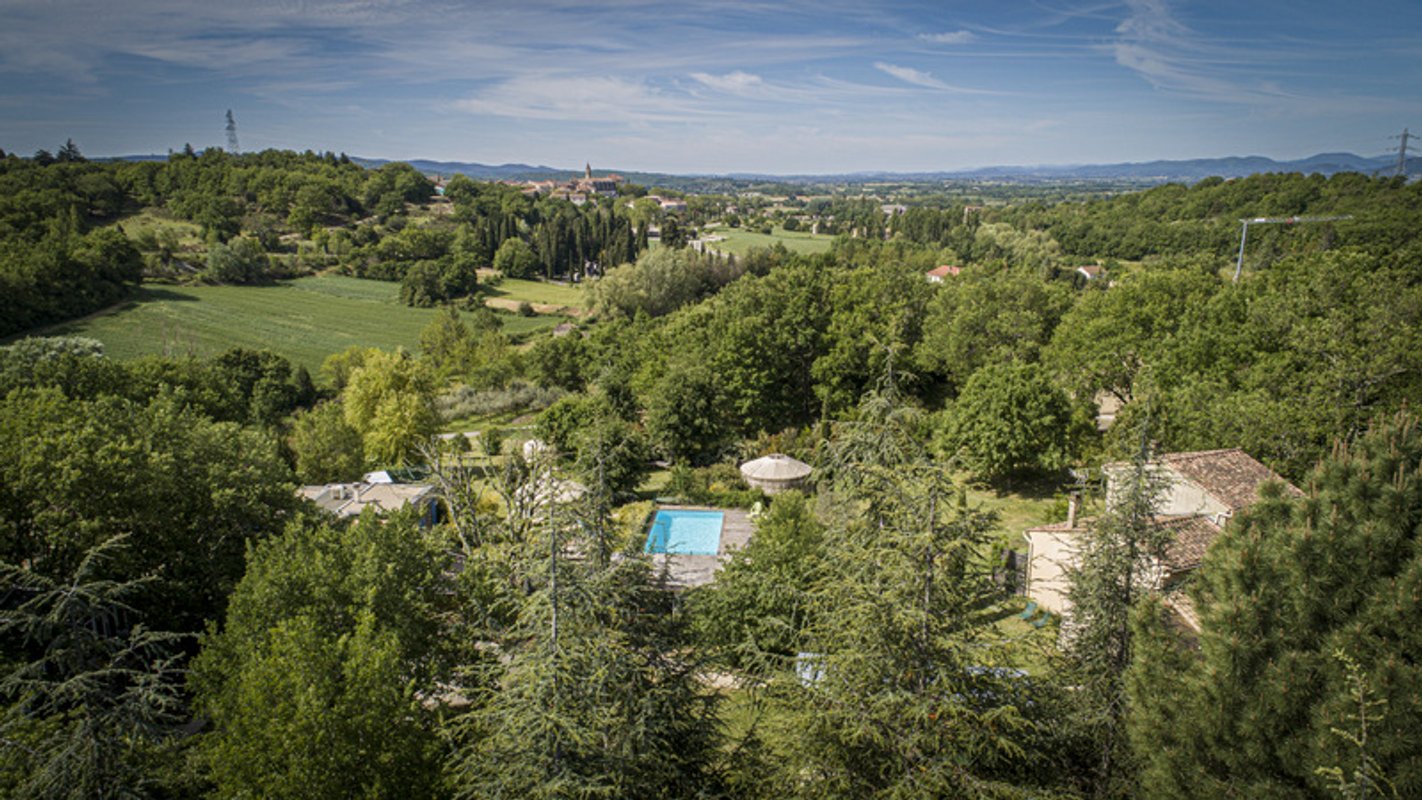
[1067,492,1080,528]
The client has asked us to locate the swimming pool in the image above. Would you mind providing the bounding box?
[644,509,725,555]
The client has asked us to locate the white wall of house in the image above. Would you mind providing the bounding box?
[1155,477,1231,519]
[1104,464,1231,519]
[1026,527,1171,618]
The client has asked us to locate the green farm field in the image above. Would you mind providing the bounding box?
[700,225,834,256]
[31,276,557,373]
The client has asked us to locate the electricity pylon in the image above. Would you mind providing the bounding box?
[225,110,239,154]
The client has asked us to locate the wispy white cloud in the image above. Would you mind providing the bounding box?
[126,38,311,72]
[874,62,950,89]
[683,71,852,106]
[689,71,764,94]
[453,74,708,124]
[872,62,1001,95]
[1108,0,1291,103]
[919,30,976,45]
[0,0,1417,169]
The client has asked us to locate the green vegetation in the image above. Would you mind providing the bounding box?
[4,156,1422,799]
[30,276,557,372]
[962,477,1066,537]
[702,224,833,255]
[480,275,588,310]
[687,491,824,671]
[2,146,655,351]
[0,385,298,637]
[113,207,204,250]
[936,361,1079,482]
[588,247,751,320]
[35,278,438,371]
[192,513,447,799]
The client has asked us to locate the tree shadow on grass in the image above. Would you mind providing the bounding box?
[978,470,1068,502]
[140,287,201,303]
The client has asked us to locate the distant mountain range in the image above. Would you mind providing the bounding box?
[890,152,1416,182]
[114,151,1418,186]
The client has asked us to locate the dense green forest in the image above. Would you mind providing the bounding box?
[3,150,1422,798]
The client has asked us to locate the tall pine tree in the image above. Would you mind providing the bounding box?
[764,385,1069,798]
[1064,421,1171,798]
[1128,413,1422,798]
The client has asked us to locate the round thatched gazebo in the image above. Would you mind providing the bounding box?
[739,453,813,495]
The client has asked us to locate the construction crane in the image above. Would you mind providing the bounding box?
[1233,215,1353,282]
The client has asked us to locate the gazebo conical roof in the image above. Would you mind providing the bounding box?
[739,453,813,482]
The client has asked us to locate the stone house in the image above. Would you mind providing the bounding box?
[1022,449,1300,630]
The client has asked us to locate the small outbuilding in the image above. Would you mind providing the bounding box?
[739,453,813,495]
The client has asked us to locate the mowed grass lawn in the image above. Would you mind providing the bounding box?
[482,277,588,309]
[701,225,834,256]
[36,275,557,372]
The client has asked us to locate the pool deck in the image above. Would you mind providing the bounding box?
[649,505,753,589]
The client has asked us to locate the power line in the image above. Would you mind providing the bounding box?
[1233,215,1353,282]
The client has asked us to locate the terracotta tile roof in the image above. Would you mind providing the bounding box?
[1158,448,1302,511]
[1154,514,1223,572]
[926,264,961,279]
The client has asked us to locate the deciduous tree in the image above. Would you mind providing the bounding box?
[936,362,1078,483]
[341,349,438,466]
[193,514,447,799]
[289,401,364,484]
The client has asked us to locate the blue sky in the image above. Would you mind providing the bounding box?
[1,0,1418,173]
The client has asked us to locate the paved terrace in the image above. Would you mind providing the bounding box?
[648,505,754,589]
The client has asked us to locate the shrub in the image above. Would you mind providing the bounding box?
[436,381,565,422]
[664,463,762,508]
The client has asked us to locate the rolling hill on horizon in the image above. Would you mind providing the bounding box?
[99,150,1419,188]
[344,151,1416,185]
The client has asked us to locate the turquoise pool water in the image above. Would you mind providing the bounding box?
[645,509,725,555]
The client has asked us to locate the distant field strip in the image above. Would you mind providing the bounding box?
[37,276,555,372]
[701,226,834,256]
